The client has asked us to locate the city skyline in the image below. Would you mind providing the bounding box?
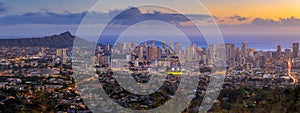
[1,1,300,112]
[0,28,299,112]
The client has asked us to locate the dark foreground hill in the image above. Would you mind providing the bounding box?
[0,31,91,48]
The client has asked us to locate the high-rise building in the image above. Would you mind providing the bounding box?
[285,49,292,58]
[260,56,267,68]
[247,48,256,58]
[168,41,173,49]
[277,45,282,59]
[106,42,110,51]
[56,48,68,63]
[162,41,167,55]
[151,41,155,47]
[56,49,61,57]
[156,47,162,60]
[148,41,157,61]
[174,43,182,54]
[162,41,166,49]
[131,42,136,49]
[225,43,235,59]
[241,42,248,58]
[186,44,196,62]
[138,46,144,61]
[293,43,299,58]
[143,42,147,47]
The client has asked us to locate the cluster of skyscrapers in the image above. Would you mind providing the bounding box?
[95,41,300,74]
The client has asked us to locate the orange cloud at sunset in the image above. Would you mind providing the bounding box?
[202,0,300,19]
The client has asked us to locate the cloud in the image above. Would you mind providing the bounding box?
[229,14,249,22]
[215,15,300,35]
[0,11,111,25]
[0,2,7,13]
[279,16,300,26]
[0,7,212,26]
[1,6,300,36]
[218,16,300,35]
[216,14,300,27]
[252,18,279,26]
[0,11,82,25]
[217,14,251,25]
[109,7,212,26]
[251,16,300,26]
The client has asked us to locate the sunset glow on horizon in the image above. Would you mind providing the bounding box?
[202,0,300,19]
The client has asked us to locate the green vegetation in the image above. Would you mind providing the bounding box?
[209,87,300,113]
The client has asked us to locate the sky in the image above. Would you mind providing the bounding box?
[0,0,300,37]
[2,0,300,18]
[204,0,300,19]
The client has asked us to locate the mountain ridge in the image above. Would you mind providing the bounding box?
[0,31,89,48]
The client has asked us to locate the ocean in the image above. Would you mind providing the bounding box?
[1,34,299,51]
[96,34,300,51]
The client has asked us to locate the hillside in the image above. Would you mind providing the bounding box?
[0,31,90,48]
